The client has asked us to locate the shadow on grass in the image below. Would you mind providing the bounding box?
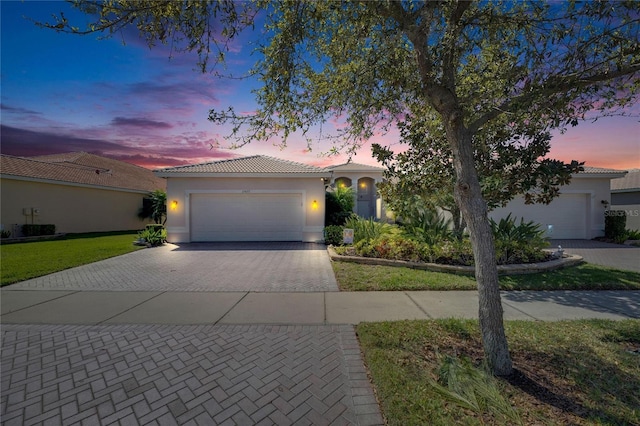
[505,369,592,418]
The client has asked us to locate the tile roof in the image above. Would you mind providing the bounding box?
[324,162,384,172]
[0,152,166,193]
[578,166,627,175]
[155,155,331,176]
[611,169,640,191]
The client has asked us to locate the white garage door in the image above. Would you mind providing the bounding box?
[190,193,303,241]
[490,193,588,239]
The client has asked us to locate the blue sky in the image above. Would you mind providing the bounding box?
[1,1,638,170]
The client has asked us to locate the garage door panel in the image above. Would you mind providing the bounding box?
[490,194,588,239]
[191,193,303,242]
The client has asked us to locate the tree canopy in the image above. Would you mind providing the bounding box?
[43,0,640,375]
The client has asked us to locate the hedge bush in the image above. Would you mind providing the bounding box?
[605,211,627,242]
[324,225,344,245]
[22,224,56,237]
[350,234,545,266]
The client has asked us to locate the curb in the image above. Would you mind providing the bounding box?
[327,246,584,276]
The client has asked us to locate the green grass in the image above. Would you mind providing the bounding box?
[0,232,143,286]
[333,262,640,291]
[357,319,640,425]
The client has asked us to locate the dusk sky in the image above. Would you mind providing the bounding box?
[1,1,638,170]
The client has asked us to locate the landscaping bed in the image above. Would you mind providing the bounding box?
[328,245,583,275]
[357,319,640,425]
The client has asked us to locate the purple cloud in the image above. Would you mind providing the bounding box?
[111,117,173,129]
[0,104,43,115]
[0,125,135,157]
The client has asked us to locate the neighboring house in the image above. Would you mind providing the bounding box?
[155,156,331,243]
[489,166,627,239]
[0,152,166,235]
[611,169,640,231]
[325,162,385,219]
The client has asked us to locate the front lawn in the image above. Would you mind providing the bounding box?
[333,262,640,291]
[357,319,640,425]
[0,232,143,286]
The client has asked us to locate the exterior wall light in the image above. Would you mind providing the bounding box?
[170,200,179,210]
[312,200,318,210]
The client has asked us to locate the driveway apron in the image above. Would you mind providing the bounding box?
[1,243,384,425]
[6,242,339,292]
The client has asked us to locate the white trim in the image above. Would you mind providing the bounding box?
[612,188,640,194]
[0,174,152,194]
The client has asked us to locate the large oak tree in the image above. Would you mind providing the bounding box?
[46,0,640,375]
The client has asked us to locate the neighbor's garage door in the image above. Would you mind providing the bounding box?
[491,193,588,239]
[190,193,303,241]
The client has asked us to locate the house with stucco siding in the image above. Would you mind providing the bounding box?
[489,166,627,239]
[0,152,166,235]
[155,156,331,243]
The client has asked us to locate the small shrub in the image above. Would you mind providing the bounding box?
[324,225,344,245]
[430,239,475,266]
[605,211,626,241]
[137,227,166,247]
[490,214,546,245]
[402,209,453,246]
[344,215,394,243]
[0,229,11,238]
[22,224,56,236]
[626,229,640,240]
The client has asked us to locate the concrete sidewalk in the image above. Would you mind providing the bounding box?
[2,289,638,325]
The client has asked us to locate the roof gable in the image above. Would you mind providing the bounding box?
[325,162,384,172]
[155,155,331,177]
[0,152,165,193]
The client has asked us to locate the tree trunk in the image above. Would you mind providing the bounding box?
[445,114,513,376]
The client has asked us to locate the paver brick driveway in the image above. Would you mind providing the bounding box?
[1,324,382,426]
[551,239,640,272]
[7,242,338,292]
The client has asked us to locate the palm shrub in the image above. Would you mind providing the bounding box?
[137,227,166,247]
[325,186,355,225]
[344,214,393,244]
[402,209,453,245]
[139,189,167,225]
[490,214,548,264]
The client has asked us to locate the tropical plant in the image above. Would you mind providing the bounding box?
[490,214,548,264]
[403,209,454,246]
[136,226,166,247]
[344,215,394,244]
[490,214,546,246]
[139,189,167,225]
[325,186,354,226]
[626,229,640,240]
